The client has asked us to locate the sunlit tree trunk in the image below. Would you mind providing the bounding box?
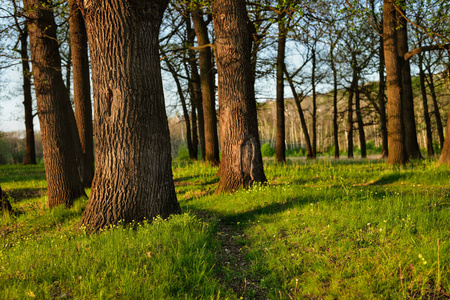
[24,0,86,207]
[418,52,434,156]
[275,14,286,163]
[213,0,267,193]
[80,0,181,231]
[69,0,95,186]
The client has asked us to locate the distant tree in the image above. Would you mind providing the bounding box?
[23,0,86,207]
[213,0,267,193]
[69,0,94,186]
[80,0,181,231]
[417,49,434,156]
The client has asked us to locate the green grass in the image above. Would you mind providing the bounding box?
[1,159,450,298]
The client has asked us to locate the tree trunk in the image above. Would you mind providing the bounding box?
[191,9,220,166]
[285,70,313,158]
[347,73,356,159]
[69,0,95,186]
[330,44,339,159]
[311,47,317,158]
[418,52,434,156]
[20,29,36,165]
[378,33,388,158]
[24,0,86,207]
[439,104,450,164]
[397,3,422,160]
[383,0,407,165]
[164,56,194,158]
[80,0,181,231]
[213,0,267,194]
[275,14,286,163]
[355,77,366,158]
[426,65,445,149]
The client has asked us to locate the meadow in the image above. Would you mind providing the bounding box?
[1,158,450,299]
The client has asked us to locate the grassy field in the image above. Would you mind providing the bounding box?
[1,159,450,299]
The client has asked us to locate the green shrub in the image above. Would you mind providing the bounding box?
[261,143,275,157]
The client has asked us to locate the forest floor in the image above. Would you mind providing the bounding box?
[1,158,450,299]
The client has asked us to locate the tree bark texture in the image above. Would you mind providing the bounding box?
[213,0,267,194]
[347,75,355,159]
[418,52,434,156]
[80,0,181,231]
[275,15,286,163]
[20,29,37,165]
[24,0,86,207]
[69,0,95,186]
[396,4,422,160]
[191,9,220,165]
[383,0,407,165]
[439,104,450,164]
[426,66,445,149]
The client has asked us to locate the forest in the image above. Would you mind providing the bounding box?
[0,0,450,298]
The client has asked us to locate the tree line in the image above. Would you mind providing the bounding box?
[0,0,449,231]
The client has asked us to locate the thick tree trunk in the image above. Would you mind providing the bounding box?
[378,34,388,158]
[213,0,267,194]
[191,9,219,166]
[418,52,434,156]
[330,44,339,159]
[20,29,36,165]
[80,0,181,231]
[426,66,445,149]
[69,0,95,186]
[383,0,407,165]
[275,15,286,163]
[355,78,366,158]
[397,4,422,160]
[24,0,86,207]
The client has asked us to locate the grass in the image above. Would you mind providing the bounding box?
[1,159,450,299]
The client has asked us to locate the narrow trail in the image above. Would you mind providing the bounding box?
[215,220,267,299]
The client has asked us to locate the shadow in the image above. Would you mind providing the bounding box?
[3,188,46,203]
[368,173,409,186]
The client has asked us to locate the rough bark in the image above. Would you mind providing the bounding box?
[383,0,407,165]
[275,14,286,163]
[418,52,434,156]
[24,0,86,207]
[191,9,219,165]
[80,0,181,231]
[69,0,95,186]
[213,0,267,194]
[19,29,36,165]
[330,44,339,159]
[396,4,422,160]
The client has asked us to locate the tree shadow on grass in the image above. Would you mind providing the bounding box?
[367,173,409,186]
[3,188,46,203]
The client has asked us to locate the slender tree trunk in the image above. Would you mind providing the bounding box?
[24,0,86,207]
[20,29,36,165]
[191,9,219,165]
[164,57,194,158]
[383,0,407,165]
[69,0,95,186]
[378,34,388,158]
[418,52,434,156]
[311,47,317,158]
[275,14,286,163]
[397,3,422,159]
[80,0,181,231]
[66,47,71,93]
[426,66,445,148]
[347,69,356,159]
[213,0,267,194]
[330,44,339,159]
[285,70,313,158]
[355,77,366,158]
[439,104,450,164]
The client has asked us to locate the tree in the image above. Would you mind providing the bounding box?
[383,0,408,164]
[69,0,94,186]
[24,0,86,207]
[80,0,181,231]
[191,6,220,166]
[213,0,267,193]
[275,10,286,163]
